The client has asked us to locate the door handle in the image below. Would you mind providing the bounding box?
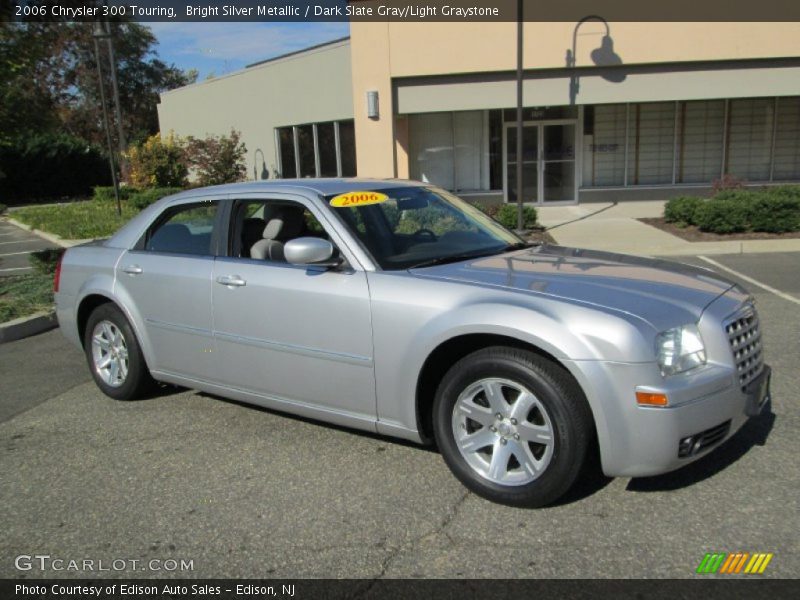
[216,275,247,287]
[122,265,143,275]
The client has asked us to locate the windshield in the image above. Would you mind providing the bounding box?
[325,186,525,270]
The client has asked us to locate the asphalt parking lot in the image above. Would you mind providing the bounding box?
[0,221,55,277]
[1,252,798,579]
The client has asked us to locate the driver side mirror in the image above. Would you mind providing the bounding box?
[284,237,342,268]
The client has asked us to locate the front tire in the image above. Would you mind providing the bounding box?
[84,303,154,401]
[433,347,593,507]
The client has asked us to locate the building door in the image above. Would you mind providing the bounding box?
[504,121,578,204]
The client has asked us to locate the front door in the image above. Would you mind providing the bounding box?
[211,196,376,423]
[504,121,578,204]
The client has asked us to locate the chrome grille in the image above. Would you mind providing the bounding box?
[725,306,764,391]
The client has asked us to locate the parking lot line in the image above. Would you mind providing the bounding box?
[0,240,39,246]
[699,255,800,306]
[0,267,32,273]
[0,251,33,257]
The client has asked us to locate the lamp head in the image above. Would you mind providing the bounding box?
[591,35,627,82]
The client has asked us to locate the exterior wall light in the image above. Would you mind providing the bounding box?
[366,91,379,119]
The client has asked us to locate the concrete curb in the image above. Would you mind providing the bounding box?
[0,311,58,344]
[3,217,92,248]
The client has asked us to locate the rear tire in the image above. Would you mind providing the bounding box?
[84,303,154,401]
[433,346,593,507]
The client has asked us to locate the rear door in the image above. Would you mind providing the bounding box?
[211,194,377,423]
[114,199,222,382]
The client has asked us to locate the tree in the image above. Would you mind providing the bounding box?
[1,10,194,146]
[185,130,247,186]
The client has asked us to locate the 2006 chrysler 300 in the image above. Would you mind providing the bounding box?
[55,179,771,506]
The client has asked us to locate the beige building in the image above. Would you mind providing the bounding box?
[158,18,800,204]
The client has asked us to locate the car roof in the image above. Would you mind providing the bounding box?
[168,178,429,200]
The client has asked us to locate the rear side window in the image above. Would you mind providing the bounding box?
[145,203,217,256]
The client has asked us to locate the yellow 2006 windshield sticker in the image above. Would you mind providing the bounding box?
[330,191,388,208]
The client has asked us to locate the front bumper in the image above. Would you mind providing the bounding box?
[565,359,770,478]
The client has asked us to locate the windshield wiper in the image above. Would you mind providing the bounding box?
[408,248,513,269]
[503,241,537,250]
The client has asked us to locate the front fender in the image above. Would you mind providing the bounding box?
[368,271,652,440]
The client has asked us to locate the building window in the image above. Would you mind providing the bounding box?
[676,100,725,184]
[409,112,454,190]
[277,127,297,179]
[488,110,503,190]
[726,98,775,181]
[580,96,799,189]
[338,120,356,177]
[408,110,495,192]
[628,102,676,185]
[317,122,337,177]
[582,104,627,187]
[296,124,316,178]
[275,119,356,178]
[773,96,800,180]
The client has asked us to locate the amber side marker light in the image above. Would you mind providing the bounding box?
[636,391,669,407]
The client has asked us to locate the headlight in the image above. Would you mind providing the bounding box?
[656,324,706,376]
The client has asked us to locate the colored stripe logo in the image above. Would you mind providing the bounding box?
[697,552,774,574]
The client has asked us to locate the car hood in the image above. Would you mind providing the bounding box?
[410,245,738,331]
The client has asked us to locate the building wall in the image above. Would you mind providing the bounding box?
[157,39,353,181]
[349,17,800,179]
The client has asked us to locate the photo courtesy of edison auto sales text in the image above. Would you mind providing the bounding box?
[15,584,296,597]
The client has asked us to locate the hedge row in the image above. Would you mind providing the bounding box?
[0,134,111,202]
[664,187,800,233]
[92,186,184,210]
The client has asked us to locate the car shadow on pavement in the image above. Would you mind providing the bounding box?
[625,402,776,493]
[549,438,615,507]
[196,392,439,453]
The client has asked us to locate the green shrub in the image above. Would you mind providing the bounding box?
[713,189,757,202]
[764,185,800,201]
[0,203,6,215]
[126,132,188,188]
[749,194,800,233]
[494,204,538,230]
[129,187,184,210]
[29,248,65,275]
[694,197,752,233]
[664,196,703,226]
[470,202,501,219]
[185,129,247,186]
[0,133,111,202]
[92,186,140,202]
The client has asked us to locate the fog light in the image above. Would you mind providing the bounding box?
[678,436,695,458]
[636,391,669,407]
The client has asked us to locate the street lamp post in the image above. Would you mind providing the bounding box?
[515,0,525,234]
[104,25,128,175]
[92,21,122,216]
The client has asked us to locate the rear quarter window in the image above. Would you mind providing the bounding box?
[145,203,217,256]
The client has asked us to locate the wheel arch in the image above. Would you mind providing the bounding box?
[77,294,115,348]
[75,292,154,372]
[415,333,599,448]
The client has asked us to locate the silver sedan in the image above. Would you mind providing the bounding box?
[55,179,771,506]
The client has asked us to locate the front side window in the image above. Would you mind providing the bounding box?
[145,203,217,256]
[231,199,330,262]
[327,186,523,270]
